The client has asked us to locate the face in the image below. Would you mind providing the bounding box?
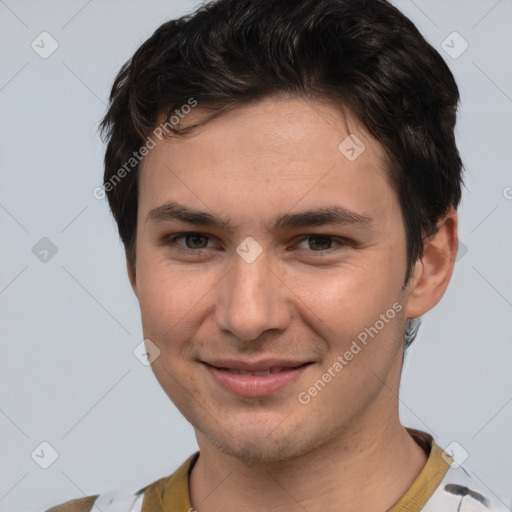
[131,96,416,462]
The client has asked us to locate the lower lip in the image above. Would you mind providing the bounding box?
[204,364,310,398]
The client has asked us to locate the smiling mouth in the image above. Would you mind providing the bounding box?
[202,362,313,397]
[208,365,309,376]
[205,362,312,375]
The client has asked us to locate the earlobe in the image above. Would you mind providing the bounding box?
[405,207,458,319]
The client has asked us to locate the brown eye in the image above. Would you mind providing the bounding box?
[296,235,347,253]
[183,233,209,249]
[306,236,334,251]
[171,232,212,250]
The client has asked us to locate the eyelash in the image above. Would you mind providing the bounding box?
[165,232,349,256]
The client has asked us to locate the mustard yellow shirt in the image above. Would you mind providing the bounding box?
[138,428,449,512]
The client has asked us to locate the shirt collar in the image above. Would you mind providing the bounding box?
[141,428,451,512]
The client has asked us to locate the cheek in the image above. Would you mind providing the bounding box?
[135,253,217,342]
[290,261,395,323]
[286,262,405,372]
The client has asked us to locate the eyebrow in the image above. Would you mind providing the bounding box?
[145,200,374,232]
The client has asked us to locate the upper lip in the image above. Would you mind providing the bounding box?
[203,359,312,372]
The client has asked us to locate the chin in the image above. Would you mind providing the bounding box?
[197,416,323,463]
[211,435,304,463]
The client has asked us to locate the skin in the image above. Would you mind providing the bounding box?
[128,95,458,512]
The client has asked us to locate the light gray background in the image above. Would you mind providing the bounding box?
[1,0,511,510]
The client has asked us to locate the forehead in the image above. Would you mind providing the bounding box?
[149,95,386,161]
[138,96,394,225]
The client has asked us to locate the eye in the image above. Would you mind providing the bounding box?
[170,232,214,251]
[295,235,348,253]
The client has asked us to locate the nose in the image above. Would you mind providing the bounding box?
[214,250,292,341]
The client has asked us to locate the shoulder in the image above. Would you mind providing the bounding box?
[42,475,170,512]
[43,489,146,512]
[43,495,99,512]
[423,463,511,512]
[42,452,198,512]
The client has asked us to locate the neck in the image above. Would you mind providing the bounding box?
[189,420,428,512]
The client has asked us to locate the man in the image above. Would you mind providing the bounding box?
[46,0,508,511]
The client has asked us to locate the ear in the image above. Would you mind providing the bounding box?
[405,207,458,319]
[126,256,138,298]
